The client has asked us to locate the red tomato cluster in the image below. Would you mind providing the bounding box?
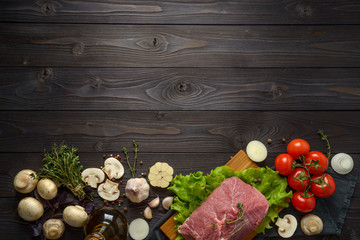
[275,139,336,213]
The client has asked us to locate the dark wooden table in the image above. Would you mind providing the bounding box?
[1,1,359,240]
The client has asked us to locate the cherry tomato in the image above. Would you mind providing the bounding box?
[291,191,316,213]
[287,168,310,191]
[287,139,310,159]
[310,173,336,198]
[303,151,328,174]
[275,153,294,175]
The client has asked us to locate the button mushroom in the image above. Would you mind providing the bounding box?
[37,178,58,200]
[97,179,120,201]
[43,219,65,239]
[82,168,105,188]
[301,214,323,236]
[18,197,44,221]
[63,205,88,227]
[102,157,124,180]
[13,169,39,193]
[275,214,297,238]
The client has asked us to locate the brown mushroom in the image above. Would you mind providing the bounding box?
[301,214,323,236]
[13,169,38,193]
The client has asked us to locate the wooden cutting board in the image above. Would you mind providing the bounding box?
[160,150,260,240]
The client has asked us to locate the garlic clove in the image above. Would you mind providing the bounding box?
[144,206,152,219]
[162,196,173,210]
[148,196,160,208]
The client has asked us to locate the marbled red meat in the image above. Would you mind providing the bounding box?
[177,177,269,240]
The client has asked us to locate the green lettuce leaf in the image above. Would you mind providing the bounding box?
[168,166,292,240]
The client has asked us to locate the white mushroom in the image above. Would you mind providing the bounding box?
[97,179,120,201]
[275,214,297,238]
[18,197,44,221]
[63,205,88,227]
[125,178,150,203]
[102,157,124,180]
[13,169,39,193]
[37,178,58,200]
[301,214,323,236]
[43,219,65,239]
[82,168,105,188]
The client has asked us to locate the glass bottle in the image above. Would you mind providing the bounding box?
[84,206,128,240]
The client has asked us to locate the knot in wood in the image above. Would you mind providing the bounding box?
[38,68,53,83]
[296,4,313,18]
[41,2,55,16]
[72,43,85,56]
[177,82,189,92]
[272,86,283,98]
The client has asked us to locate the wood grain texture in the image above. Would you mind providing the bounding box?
[0,111,359,154]
[1,67,360,111]
[1,24,360,67]
[0,0,360,24]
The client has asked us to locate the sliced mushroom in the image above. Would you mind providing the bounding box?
[82,168,105,188]
[102,157,124,180]
[13,169,39,193]
[97,179,120,201]
[301,214,323,236]
[275,214,297,238]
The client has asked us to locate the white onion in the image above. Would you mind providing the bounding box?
[129,218,149,240]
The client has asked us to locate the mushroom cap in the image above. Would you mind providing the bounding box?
[18,197,44,221]
[37,178,58,200]
[102,157,124,179]
[82,168,105,188]
[301,214,323,236]
[63,205,88,227]
[275,214,297,238]
[125,178,150,203]
[97,179,120,201]
[13,169,38,193]
[43,219,65,240]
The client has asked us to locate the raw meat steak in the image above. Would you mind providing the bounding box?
[177,177,269,240]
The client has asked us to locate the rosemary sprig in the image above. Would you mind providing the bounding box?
[209,202,245,227]
[317,129,331,159]
[37,143,88,200]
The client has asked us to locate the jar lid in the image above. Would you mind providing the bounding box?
[331,153,354,175]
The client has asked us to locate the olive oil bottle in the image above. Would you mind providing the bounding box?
[84,206,128,240]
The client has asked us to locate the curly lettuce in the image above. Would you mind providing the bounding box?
[168,166,292,240]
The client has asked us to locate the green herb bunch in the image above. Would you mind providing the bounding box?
[37,143,87,200]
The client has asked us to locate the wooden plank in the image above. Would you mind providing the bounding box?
[1,24,360,67]
[1,0,360,25]
[1,67,360,111]
[160,150,259,240]
[0,111,359,153]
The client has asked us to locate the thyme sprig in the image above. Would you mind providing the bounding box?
[122,140,139,177]
[37,143,88,200]
[209,202,245,227]
[317,129,331,159]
